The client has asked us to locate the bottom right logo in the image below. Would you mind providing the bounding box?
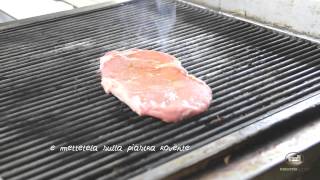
[285,152,304,166]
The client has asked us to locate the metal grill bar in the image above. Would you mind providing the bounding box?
[1,0,320,179]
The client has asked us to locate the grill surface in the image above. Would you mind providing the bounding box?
[1,0,320,179]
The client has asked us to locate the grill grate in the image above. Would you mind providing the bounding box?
[1,0,320,179]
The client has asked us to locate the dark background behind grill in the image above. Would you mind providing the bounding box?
[1,0,320,179]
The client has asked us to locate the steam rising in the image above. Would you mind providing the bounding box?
[155,0,176,50]
[135,0,176,51]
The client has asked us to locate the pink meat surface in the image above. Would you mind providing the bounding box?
[100,49,212,122]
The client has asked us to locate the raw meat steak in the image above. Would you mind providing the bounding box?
[100,49,212,122]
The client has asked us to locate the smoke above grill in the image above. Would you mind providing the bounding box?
[155,0,176,50]
[134,0,176,51]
